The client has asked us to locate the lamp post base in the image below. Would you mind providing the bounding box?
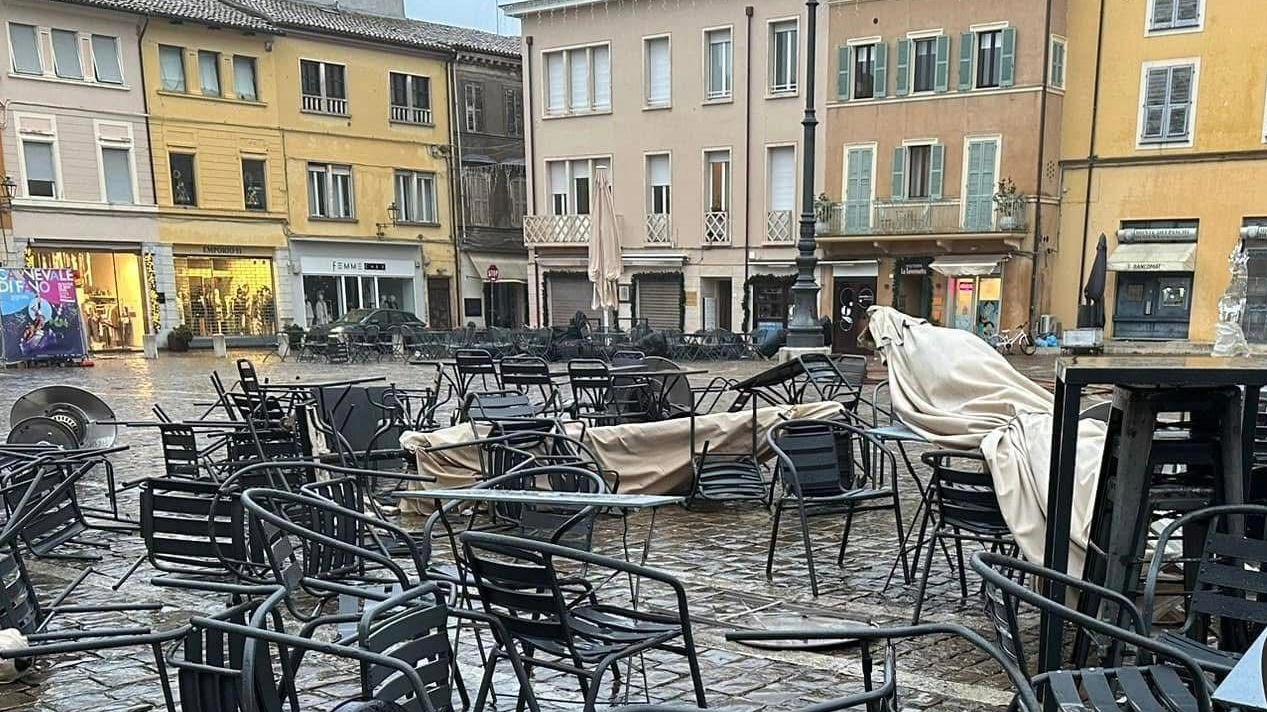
[775,345,831,363]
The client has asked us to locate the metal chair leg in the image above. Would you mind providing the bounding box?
[795,502,819,597]
[765,500,784,580]
[912,530,939,624]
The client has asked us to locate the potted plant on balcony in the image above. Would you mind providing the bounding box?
[993,178,1026,230]
[814,193,833,235]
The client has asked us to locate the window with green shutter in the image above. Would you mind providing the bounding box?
[872,42,887,98]
[1140,63,1195,143]
[976,30,1002,88]
[895,39,911,96]
[934,35,950,93]
[891,146,906,200]
[999,28,1017,88]
[1049,36,1067,89]
[958,33,974,90]
[911,38,937,93]
[847,43,878,100]
[837,46,851,100]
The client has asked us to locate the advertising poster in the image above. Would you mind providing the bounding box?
[0,268,88,363]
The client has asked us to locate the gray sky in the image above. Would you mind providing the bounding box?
[405,0,521,34]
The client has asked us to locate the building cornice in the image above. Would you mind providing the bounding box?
[502,0,609,18]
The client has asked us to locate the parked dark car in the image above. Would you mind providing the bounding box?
[305,308,425,341]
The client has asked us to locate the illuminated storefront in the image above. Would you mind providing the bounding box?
[172,246,277,339]
[27,245,147,351]
[930,256,1005,337]
[290,241,424,327]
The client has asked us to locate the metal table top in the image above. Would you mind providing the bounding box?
[1057,355,1267,386]
[1213,627,1267,710]
[262,376,387,389]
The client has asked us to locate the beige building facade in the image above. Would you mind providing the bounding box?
[818,0,1066,346]
[506,0,829,335]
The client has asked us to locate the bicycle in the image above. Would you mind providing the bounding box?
[987,324,1038,356]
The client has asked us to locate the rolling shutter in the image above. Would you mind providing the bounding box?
[548,273,600,326]
[768,146,796,211]
[636,278,682,330]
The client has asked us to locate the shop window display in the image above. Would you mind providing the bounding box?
[29,249,145,350]
[174,256,276,336]
[302,274,414,326]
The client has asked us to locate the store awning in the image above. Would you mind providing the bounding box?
[467,254,529,283]
[928,255,1005,276]
[1106,242,1196,272]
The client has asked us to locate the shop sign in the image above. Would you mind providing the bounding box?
[0,268,88,363]
[300,256,414,278]
[900,262,929,276]
[203,245,244,255]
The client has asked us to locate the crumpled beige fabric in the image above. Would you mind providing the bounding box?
[867,306,1105,574]
[398,401,843,513]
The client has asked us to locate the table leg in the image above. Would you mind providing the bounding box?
[1240,386,1260,501]
[1039,378,1082,674]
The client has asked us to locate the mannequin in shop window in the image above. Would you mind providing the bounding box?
[234,286,249,334]
[305,299,314,325]
[314,292,330,325]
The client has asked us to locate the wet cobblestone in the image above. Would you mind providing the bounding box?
[0,351,1058,711]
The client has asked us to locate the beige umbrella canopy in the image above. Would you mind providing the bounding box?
[588,166,622,315]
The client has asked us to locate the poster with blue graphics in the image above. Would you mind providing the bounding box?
[0,268,88,363]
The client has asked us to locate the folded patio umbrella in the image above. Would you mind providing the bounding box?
[588,166,622,317]
[866,305,1106,574]
[1079,233,1108,328]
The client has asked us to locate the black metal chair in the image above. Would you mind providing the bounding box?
[1141,503,1267,677]
[912,450,1017,623]
[765,419,910,596]
[454,348,500,396]
[972,551,1213,712]
[461,531,708,712]
[461,389,539,423]
[500,355,562,416]
[615,622,1042,712]
[797,353,866,411]
[567,359,646,426]
[688,378,766,504]
[0,457,117,560]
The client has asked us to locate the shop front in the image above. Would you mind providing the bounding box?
[1107,234,1197,340]
[463,254,529,329]
[27,243,148,351]
[929,255,1005,337]
[172,245,279,343]
[291,241,424,327]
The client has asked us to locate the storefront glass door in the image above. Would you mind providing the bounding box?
[30,249,146,351]
[950,276,1001,336]
[304,275,416,326]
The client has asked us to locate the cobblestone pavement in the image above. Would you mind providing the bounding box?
[0,351,1059,711]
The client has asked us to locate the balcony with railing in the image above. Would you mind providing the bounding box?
[302,94,348,116]
[766,210,795,243]
[390,105,433,125]
[645,213,672,245]
[819,198,1029,237]
[523,215,592,246]
[703,211,730,246]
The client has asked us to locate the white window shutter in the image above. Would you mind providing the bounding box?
[647,38,670,105]
[546,52,565,112]
[648,154,670,185]
[593,46,612,110]
[768,147,796,211]
[569,50,590,111]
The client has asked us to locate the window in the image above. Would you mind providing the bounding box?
[543,43,611,115]
[97,122,135,205]
[838,41,886,101]
[462,166,492,225]
[50,29,82,79]
[705,150,730,212]
[706,28,732,99]
[504,88,523,137]
[22,142,56,198]
[1149,0,1202,31]
[1050,36,1067,89]
[390,72,432,124]
[767,146,796,213]
[644,36,670,107]
[91,35,123,84]
[1141,62,1196,143]
[241,158,266,210]
[646,153,671,214]
[509,172,526,227]
[912,38,937,93]
[169,153,197,206]
[307,163,354,218]
[198,50,221,96]
[976,31,1002,88]
[854,44,877,99]
[463,82,485,132]
[395,170,437,224]
[300,60,347,115]
[158,45,185,92]
[770,20,798,93]
[9,24,41,75]
[891,143,944,200]
[233,55,258,101]
[545,158,609,215]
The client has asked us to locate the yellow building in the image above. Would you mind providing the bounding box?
[141,8,289,344]
[242,0,457,329]
[1052,0,1267,345]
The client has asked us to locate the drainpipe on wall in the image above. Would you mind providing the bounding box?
[137,19,158,207]
[741,5,754,332]
[1028,0,1055,326]
[447,55,463,326]
[524,35,542,327]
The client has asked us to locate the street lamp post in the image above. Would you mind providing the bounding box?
[785,0,823,349]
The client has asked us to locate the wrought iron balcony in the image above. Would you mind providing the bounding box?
[523,215,592,245]
[818,199,1029,237]
[645,213,672,245]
